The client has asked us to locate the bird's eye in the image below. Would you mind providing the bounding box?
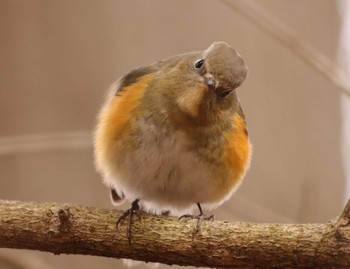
[194,59,204,69]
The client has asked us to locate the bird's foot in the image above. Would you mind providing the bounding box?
[179,203,214,237]
[116,199,141,244]
[179,213,214,234]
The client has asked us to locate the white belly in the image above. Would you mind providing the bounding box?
[105,121,228,215]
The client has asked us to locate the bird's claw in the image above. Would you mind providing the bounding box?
[115,199,141,244]
[179,213,215,236]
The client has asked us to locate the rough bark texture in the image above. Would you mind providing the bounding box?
[0,200,349,268]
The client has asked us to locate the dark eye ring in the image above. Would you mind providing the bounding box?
[194,59,204,69]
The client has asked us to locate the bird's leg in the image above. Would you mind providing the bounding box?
[116,199,141,244]
[179,203,214,235]
[161,210,170,216]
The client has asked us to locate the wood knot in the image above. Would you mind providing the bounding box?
[58,207,71,227]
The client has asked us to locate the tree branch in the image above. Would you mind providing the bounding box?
[0,199,349,268]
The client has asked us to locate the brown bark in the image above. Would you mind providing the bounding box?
[0,199,349,268]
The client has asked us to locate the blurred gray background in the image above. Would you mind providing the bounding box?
[0,0,349,268]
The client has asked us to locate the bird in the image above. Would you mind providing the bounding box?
[94,41,252,243]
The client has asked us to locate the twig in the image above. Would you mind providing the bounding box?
[221,0,350,97]
[0,199,349,268]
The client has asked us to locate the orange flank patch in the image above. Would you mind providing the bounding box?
[223,113,251,183]
[95,74,153,164]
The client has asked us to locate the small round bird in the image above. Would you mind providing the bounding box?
[94,42,252,243]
